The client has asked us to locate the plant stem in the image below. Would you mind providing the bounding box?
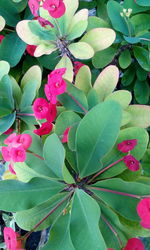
[22,192,73,240]
[101,214,123,248]
[4,28,15,32]
[124,17,132,37]
[89,186,141,199]
[27,150,44,160]
[54,19,62,37]
[17,113,35,117]
[87,157,124,184]
[67,92,88,114]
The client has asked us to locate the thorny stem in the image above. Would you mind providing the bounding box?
[87,157,124,184]
[27,150,44,160]
[89,186,141,199]
[101,214,123,248]
[22,192,73,240]
[67,92,88,114]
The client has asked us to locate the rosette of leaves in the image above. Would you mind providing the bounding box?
[0,60,41,136]
[0,100,150,249]
[92,0,150,105]
[16,0,116,62]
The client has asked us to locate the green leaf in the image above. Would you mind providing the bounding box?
[126,105,150,128]
[0,75,14,115]
[0,0,20,27]
[75,65,92,95]
[135,0,150,6]
[0,32,26,67]
[28,21,57,41]
[67,9,88,40]
[37,51,59,70]
[58,81,88,114]
[15,193,69,231]
[123,36,140,44]
[81,28,116,52]
[87,16,110,32]
[70,189,107,250]
[20,81,37,109]
[21,65,42,90]
[105,90,132,109]
[131,14,150,34]
[68,42,94,60]
[92,47,117,69]
[43,213,75,250]
[0,112,16,135]
[133,46,150,71]
[63,165,75,184]
[121,64,135,86]
[93,65,119,101]
[43,134,65,179]
[119,50,132,69]
[123,0,150,13]
[100,126,149,179]
[0,15,5,31]
[10,76,22,108]
[55,55,73,83]
[55,111,81,136]
[91,178,150,221]
[87,89,99,110]
[134,80,149,104]
[76,101,122,178]
[0,177,66,212]
[107,0,129,35]
[0,61,10,81]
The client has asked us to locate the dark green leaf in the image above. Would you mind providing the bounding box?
[92,47,117,69]
[134,80,149,104]
[0,112,16,135]
[133,46,150,71]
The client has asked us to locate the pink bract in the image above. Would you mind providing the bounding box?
[46,103,57,122]
[34,121,53,136]
[9,163,16,175]
[62,127,71,143]
[4,133,17,145]
[3,227,23,250]
[28,0,40,16]
[74,61,85,75]
[117,139,137,153]
[3,128,14,135]
[33,98,50,119]
[37,16,54,27]
[14,134,32,150]
[26,45,37,56]
[1,147,12,161]
[43,0,66,18]
[137,198,150,229]
[11,146,26,162]
[123,155,140,171]
[124,238,144,250]
[47,68,67,96]
[44,84,57,104]
[0,35,4,43]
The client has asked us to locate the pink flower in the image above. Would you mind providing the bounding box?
[28,0,40,16]
[14,134,32,150]
[11,146,26,162]
[74,61,85,75]
[123,155,140,171]
[4,227,23,250]
[117,139,137,153]
[1,147,11,161]
[124,238,144,250]
[47,68,67,94]
[62,127,71,143]
[44,84,57,104]
[4,133,17,145]
[43,0,66,18]
[137,198,150,229]
[46,103,57,122]
[0,35,4,43]
[26,45,37,56]
[33,98,50,119]
[34,121,53,136]
[3,128,14,135]
[107,249,115,250]
[36,16,54,27]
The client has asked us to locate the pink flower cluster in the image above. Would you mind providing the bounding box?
[28,0,66,18]
[33,68,66,136]
[0,34,4,43]
[1,133,32,174]
[137,198,150,229]
[117,139,140,171]
[4,227,24,250]
[44,68,67,104]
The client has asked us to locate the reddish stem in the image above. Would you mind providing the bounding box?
[89,186,141,199]
[88,157,124,184]
[17,113,35,117]
[27,150,44,160]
